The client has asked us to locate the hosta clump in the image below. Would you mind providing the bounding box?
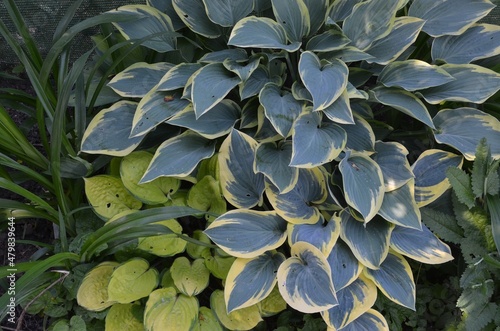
[80,0,500,329]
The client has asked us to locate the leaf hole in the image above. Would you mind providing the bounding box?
[106,203,111,208]
[169,189,174,193]
[282,21,286,24]
[115,194,119,198]
[184,14,188,18]
[342,263,346,268]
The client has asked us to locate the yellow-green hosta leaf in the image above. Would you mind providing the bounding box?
[137,219,186,257]
[338,115,375,152]
[105,303,143,331]
[204,210,287,258]
[327,239,362,291]
[204,255,235,280]
[433,108,500,161]
[390,224,453,264]
[172,0,221,38]
[306,26,351,52]
[107,258,159,303]
[378,179,421,230]
[287,214,340,256]
[187,175,225,216]
[157,63,202,91]
[411,149,463,207]
[211,290,262,330]
[186,230,211,259]
[84,175,142,220]
[271,0,310,42]
[195,307,223,331]
[277,242,338,313]
[77,262,118,311]
[170,257,210,296]
[363,252,415,310]
[257,285,288,317]
[336,309,389,331]
[203,0,253,27]
[372,141,413,192]
[160,269,178,291]
[197,153,220,182]
[225,251,286,313]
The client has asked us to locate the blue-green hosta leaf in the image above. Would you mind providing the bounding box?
[157,63,202,91]
[271,0,310,42]
[433,108,500,161]
[322,89,355,125]
[167,100,240,139]
[363,252,415,309]
[321,274,377,330]
[340,151,385,223]
[291,111,347,168]
[239,65,282,100]
[172,0,221,38]
[303,0,328,35]
[370,86,435,129]
[328,0,363,22]
[327,239,362,291]
[432,24,500,64]
[202,0,254,27]
[342,0,402,50]
[112,5,177,52]
[299,51,349,111]
[210,290,262,330]
[365,16,425,65]
[204,210,287,258]
[306,27,351,52]
[191,63,241,118]
[372,141,413,192]
[199,49,249,64]
[390,224,453,264]
[255,106,283,143]
[287,214,341,256]
[147,0,185,30]
[254,141,298,194]
[338,309,389,331]
[223,58,260,82]
[417,64,500,104]
[141,131,216,182]
[347,82,369,100]
[338,115,375,152]
[378,180,421,230]
[340,211,394,269]
[108,62,173,98]
[225,251,286,313]
[170,257,210,296]
[108,258,159,303]
[408,0,495,37]
[266,167,328,224]
[219,129,265,208]
[228,16,301,51]
[259,83,303,137]
[378,60,455,91]
[81,101,144,156]
[292,81,313,102]
[277,242,338,313]
[322,46,375,63]
[411,149,463,207]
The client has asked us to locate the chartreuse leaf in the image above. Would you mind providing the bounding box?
[144,288,199,331]
[271,0,310,43]
[170,257,210,296]
[120,151,180,204]
[141,130,216,182]
[338,115,375,152]
[412,149,463,207]
[202,0,253,27]
[433,108,500,161]
[291,111,347,168]
[225,251,285,313]
[277,242,338,313]
[432,24,500,64]
[219,129,265,208]
[287,214,340,256]
[321,274,377,330]
[372,141,413,192]
[157,63,202,91]
[327,239,362,291]
[77,262,118,311]
[390,224,454,264]
[105,303,143,331]
[84,175,142,219]
[378,180,421,230]
[446,167,475,208]
[196,307,223,331]
[258,285,288,317]
[255,141,298,194]
[337,309,389,331]
[211,290,262,330]
[340,151,385,223]
[328,0,363,22]
[187,175,226,219]
[486,195,500,255]
[340,211,394,269]
[81,101,144,156]
[112,5,177,52]
[186,230,212,259]
[137,219,187,256]
[408,0,495,37]
[204,255,235,280]
[299,51,349,111]
[108,62,173,98]
[266,167,328,224]
[303,0,327,35]
[363,252,415,310]
[172,0,221,38]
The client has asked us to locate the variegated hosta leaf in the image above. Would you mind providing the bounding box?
[240,65,282,100]
[370,86,435,129]
[322,89,355,125]
[147,0,185,30]
[299,51,349,111]
[228,16,301,52]
[170,257,210,296]
[287,214,341,256]
[112,5,177,52]
[347,82,369,100]
[77,262,119,311]
[108,62,173,98]
[225,251,286,313]
[137,219,187,257]
[204,210,287,258]
[432,24,500,64]
[277,242,338,313]
[433,108,500,161]
[321,274,377,330]
[340,211,394,270]
[172,0,221,38]
[105,303,143,331]
[363,252,415,310]
[327,239,362,291]
[390,224,454,264]
[322,46,375,63]
[338,115,375,152]
[210,290,262,330]
[303,0,328,35]
[271,0,310,42]
[255,106,283,143]
[371,141,413,192]
[81,101,144,156]
[157,63,202,91]
[141,130,216,182]
[328,0,363,22]
[378,179,422,230]
[219,129,265,208]
[408,0,495,37]
[417,64,500,104]
[108,258,159,303]
[336,309,389,331]
[199,49,249,64]
[224,58,260,82]
[412,149,463,207]
[202,0,253,27]
[306,27,351,52]
[266,167,328,224]
[339,151,384,223]
[254,141,299,194]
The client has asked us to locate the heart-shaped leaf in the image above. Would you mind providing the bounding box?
[211,290,262,330]
[337,309,389,331]
[170,257,210,296]
[271,0,310,42]
[77,262,119,311]
[108,258,159,303]
[137,219,186,257]
[287,214,341,256]
[203,0,254,27]
[172,0,221,37]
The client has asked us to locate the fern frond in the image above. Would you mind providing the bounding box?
[447,167,475,209]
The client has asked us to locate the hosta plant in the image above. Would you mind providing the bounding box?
[79,0,500,329]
